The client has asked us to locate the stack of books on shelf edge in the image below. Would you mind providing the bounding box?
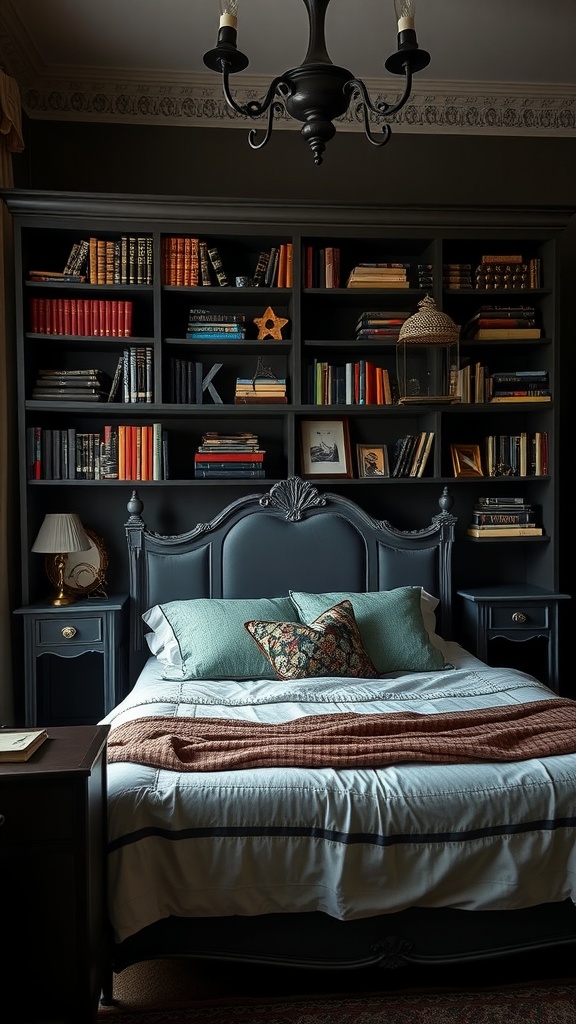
[489,369,550,403]
[234,377,287,404]
[186,308,246,341]
[346,264,410,289]
[355,310,412,340]
[442,263,472,289]
[194,432,265,479]
[32,368,112,402]
[467,496,542,538]
[463,304,540,341]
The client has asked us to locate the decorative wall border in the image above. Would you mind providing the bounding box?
[12,72,576,137]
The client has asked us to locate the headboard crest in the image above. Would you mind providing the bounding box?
[260,477,327,521]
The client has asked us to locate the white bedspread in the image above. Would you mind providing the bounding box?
[101,643,576,944]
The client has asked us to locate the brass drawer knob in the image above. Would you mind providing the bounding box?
[511,612,527,624]
[61,626,77,639]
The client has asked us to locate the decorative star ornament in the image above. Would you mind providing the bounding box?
[253,306,289,340]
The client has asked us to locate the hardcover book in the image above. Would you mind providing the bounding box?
[0,728,48,762]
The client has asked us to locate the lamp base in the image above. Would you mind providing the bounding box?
[46,589,77,607]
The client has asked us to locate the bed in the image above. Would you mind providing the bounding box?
[100,477,576,998]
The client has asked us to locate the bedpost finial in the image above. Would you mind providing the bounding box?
[127,489,144,518]
[438,486,454,514]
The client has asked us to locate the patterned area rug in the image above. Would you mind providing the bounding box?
[96,985,576,1023]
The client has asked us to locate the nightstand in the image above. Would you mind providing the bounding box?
[457,584,571,693]
[0,725,109,1024]
[14,595,128,726]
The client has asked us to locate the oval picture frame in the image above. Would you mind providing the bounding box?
[46,528,109,597]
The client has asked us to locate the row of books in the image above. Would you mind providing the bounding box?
[29,297,134,337]
[456,363,551,404]
[234,377,287,404]
[252,243,293,287]
[309,360,394,406]
[467,497,542,538]
[485,431,548,477]
[87,236,153,286]
[389,431,435,478]
[26,423,167,480]
[51,236,154,286]
[473,254,541,289]
[161,237,228,287]
[169,359,227,404]
[194,432,265,478]
[302,245,341,288]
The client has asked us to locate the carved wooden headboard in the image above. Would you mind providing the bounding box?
[124,477,457,683]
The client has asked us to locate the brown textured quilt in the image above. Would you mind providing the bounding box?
[106,698,576,772]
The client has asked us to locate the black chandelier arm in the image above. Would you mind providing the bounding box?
[222,63,293,120]
[345,66,414,121]
[247,100,286,151]
[354,97,393,148]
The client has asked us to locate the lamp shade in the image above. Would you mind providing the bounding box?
[31,513,91,554]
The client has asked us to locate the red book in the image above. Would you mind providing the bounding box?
[111,299,119,337]
[63,297,71,335]
[105,300,112,337]
[98,299,106,337]
[70,299,78,336]
[194,451,265,462]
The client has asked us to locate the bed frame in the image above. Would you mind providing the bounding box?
[104,477,576,991]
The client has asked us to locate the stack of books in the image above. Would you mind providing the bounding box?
[355,309,412,340]
[443,263,472,289]
[467,496,543,538]
[463,305,540,341]
[234,377,287,404]
[194,432,266,479]
[489,369,551,403]
[186,308,246,341]
[32,368,112,402]
[346,263,410,289]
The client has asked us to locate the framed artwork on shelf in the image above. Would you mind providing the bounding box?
[357,444,390,478]
[46,528,109,597]
[300,418,352,479]
[451,443,484,478]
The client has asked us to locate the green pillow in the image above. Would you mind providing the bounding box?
[245,600,379,681]
[289,587,448,674]
[147,597,298,680]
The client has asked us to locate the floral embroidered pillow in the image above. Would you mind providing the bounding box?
[244,600,379,681]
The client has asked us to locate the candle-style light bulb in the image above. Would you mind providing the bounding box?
[394,0,416,32]
[219,0,239,29]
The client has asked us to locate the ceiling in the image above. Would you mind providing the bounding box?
[0,0,575,140]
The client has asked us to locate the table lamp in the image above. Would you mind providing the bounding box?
[31,513,91,606]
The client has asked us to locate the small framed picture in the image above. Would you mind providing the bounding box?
[451,443,484,477]
[300,418,352,478]
[357,444,390,478]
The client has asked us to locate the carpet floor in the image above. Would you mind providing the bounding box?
[19,945,576,1024]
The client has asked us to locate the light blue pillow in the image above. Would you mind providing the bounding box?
[288,587,448,673]
[143,597,298,680]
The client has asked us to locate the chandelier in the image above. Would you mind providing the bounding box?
[203,0,430,166]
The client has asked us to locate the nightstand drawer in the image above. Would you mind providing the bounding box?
[36,616,103,647]
[0,782,75,842]
[489,605,548,630]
